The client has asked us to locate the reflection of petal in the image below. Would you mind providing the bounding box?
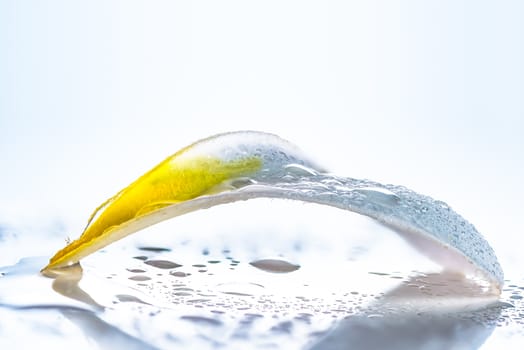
[310,311,499,350]
[45,263,157,348]
[49,264,104,310]
[373,271,499,310]
[309,272,502,350]
[61,309,158,350]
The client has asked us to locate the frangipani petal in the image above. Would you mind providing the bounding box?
[42,131,503,292]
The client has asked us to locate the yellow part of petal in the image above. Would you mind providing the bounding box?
[43,154,262,272]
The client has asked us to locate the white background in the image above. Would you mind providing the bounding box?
[0,1,523,276]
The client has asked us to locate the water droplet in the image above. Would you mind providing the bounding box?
[284,163,318,176]
[222,291,253,297]
[368,271,389,276]
[129,275,151,281]
[354,187,399,205]
[115,294,150,304]
[144,260,182,269]
[229,177,256,189]
[127,268,146,273]
[249,258,300,273]
[171,271,189,277]
[138,246,172,252]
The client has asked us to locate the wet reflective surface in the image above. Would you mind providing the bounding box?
[1,200,523,349]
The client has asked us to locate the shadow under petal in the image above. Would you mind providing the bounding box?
[309,271,504,350]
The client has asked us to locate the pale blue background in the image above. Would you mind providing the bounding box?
[0,1,523,277]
